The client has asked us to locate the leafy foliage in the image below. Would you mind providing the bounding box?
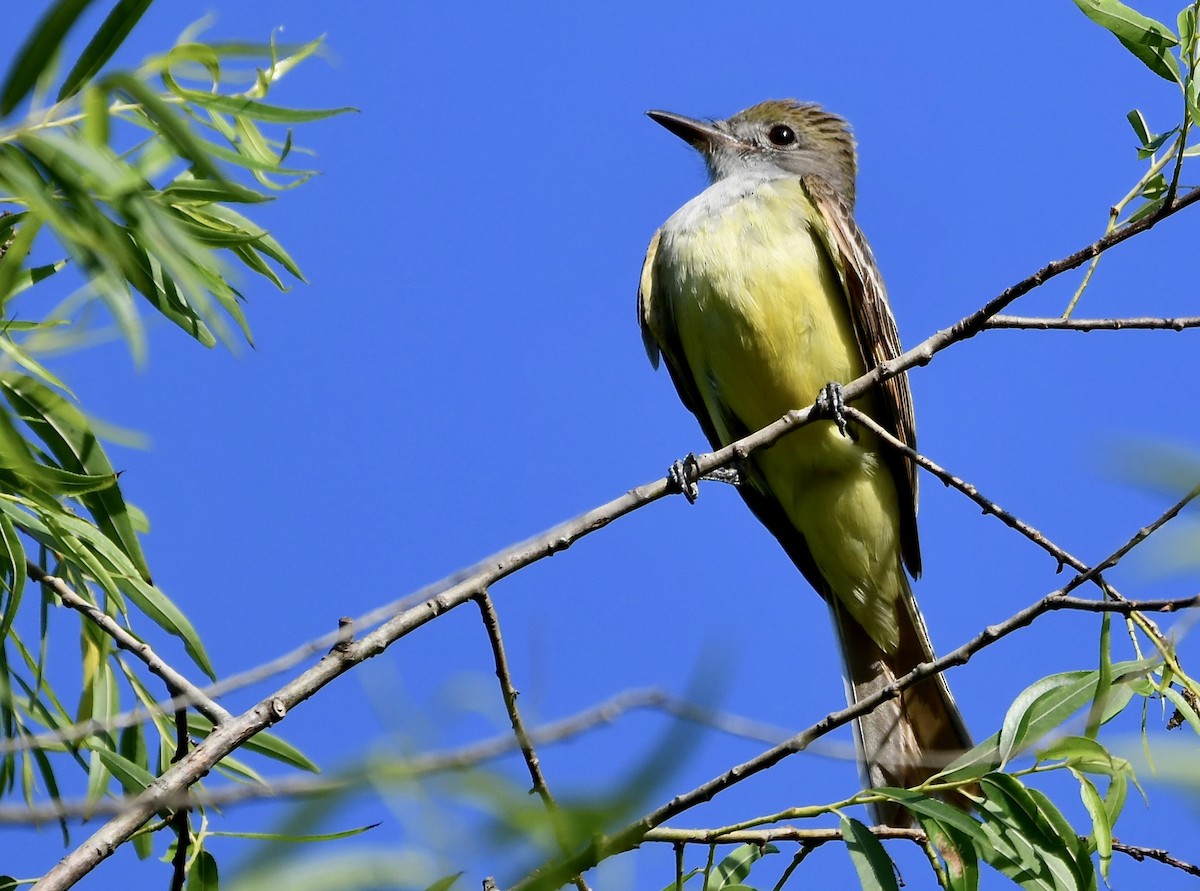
[1065,0,1200,314]
[0,0,343,880]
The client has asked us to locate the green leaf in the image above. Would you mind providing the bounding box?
[1037,736,1127,778]
[160,178,271,205]
[120,577,215,679]
[1073,772,1112,881]
[163,88,356,124]
[207,823,380,842]
[662,868,704,891]
[0,337,73,395]
[1084,613,1113,738]
[58,0,153,101]
[102,73,229,184]
[0,372,152,581]
[939,662,1150,783]
[919,817,980,891]
[188,715,318,772]
[875,788,988,842]
[94,745,156,794]
[707,842,778,889]
[1126,108,1150,143]
[187,849,219,891]
[4,260,68,300]
[1180,5,1197,48]
[0,216,44,305]
[976,774,1096,891]
[1071,0,1181,83]
[841,816,899,891]
[0,0,96,115]
[190,204,304,280]
[424,875,463,891]
[0,512,26,641]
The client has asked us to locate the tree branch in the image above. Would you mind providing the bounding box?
[645,827,1200,878]
[27,564,231,726]
[475,592,592,891]
[985,315,1200,331]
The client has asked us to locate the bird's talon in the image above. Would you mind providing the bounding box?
[817,381,848,437]
[669,455,701,504]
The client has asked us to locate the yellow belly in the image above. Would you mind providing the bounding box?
[655,176,907,649]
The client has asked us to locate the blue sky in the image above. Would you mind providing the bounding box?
[4,1,1200,888]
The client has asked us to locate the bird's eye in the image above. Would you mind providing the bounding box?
[767,124,796,146]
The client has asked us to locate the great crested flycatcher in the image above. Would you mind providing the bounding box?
[638,100,970,826]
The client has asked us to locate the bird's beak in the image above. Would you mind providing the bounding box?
[646,110,734,152]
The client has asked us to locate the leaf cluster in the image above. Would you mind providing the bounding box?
[0,0,347,883]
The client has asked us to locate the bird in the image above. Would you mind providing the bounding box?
[638,99,970,826]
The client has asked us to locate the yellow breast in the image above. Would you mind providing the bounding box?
[654,176,865,453]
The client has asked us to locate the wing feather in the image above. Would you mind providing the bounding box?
[801,174,921,577]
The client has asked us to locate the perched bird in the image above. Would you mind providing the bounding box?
[638,100,969,826]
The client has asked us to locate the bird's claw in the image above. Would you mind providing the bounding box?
[669,454,701,504]
[817,381,848,437]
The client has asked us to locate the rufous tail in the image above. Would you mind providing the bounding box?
[830,583,972,828]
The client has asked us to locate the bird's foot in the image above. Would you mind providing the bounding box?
[668,454,701,504]
[816,381,849,438]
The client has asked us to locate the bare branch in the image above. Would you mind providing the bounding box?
[841,407,1095,582]
[474,592,592,891]
[986,315,1200,331]
[1112,838,1200,877]
[646,827,1200,878]
[167,690,190,891]
[28,564,231,726]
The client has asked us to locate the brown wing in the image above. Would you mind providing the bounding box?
[801,174,922,578]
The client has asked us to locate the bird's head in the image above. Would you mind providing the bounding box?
[647,99,858,206]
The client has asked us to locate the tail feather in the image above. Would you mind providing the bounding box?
[830,582,971,827]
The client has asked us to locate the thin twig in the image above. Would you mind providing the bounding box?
[648,827,1200,878]
[167,684,190,891]
[1112,838,1200,877]
[844,405,1188,661]
[841,407,1093,580]
[986,315,1200,331]
[474,592,592,891]
[27,563,231,726]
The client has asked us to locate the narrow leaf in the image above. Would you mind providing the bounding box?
[208,823,380,842]
[188,715,317,772]
[94,745,155,794]
[709,842,778,889]
[58,0,154,101]
[1126,108,1150,144]
[0,0,96,115]
[1073,772,1112,881]
[841,816,899,891]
